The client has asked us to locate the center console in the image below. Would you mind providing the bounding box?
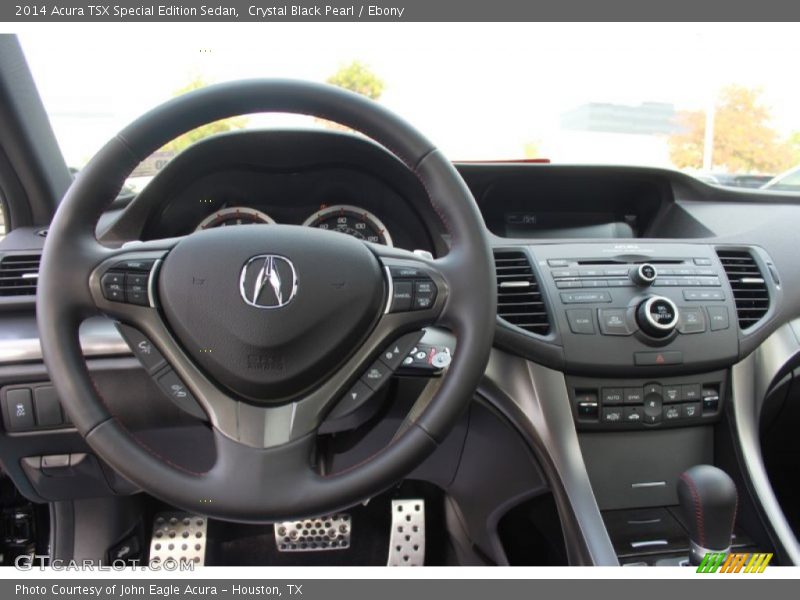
[493,241,777,565]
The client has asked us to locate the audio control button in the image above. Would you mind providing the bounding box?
[636,296,679,337]
[598,308,635,335]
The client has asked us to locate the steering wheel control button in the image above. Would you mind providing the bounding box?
[566,309,595,334]
[114,259,156,271]
[413,279,437,310]
[636,295,679,337]
[155,370,205,420]
[101,272,126,302]
[598,308,634,336]
[390,281,413,312]
[327,380,374,422]
[634,351,683,366]
[678,307,707,334]
[362,360,392,392]
[631,263,658,286]
[3,388,35,431]
[381,332,424,370]
[389,266,424,279]
[116,324,166,373]
[707,305,730,331]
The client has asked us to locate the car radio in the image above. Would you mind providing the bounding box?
[530,243,740,375]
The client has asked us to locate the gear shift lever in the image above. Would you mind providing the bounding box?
[677,465,738,565]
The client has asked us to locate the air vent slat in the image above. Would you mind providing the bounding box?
[0,254,41,297]
[493,249,550,335]
[716,249,770,329]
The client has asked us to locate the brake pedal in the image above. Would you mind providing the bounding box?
[149,512,207,566]
[387,499,425,566]
[274,513,351,552]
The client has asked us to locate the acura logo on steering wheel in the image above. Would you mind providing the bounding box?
[239,255,298,309]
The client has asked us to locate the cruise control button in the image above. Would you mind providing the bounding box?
[413,279,437,310]
[598,308,634,335]
[389,266,423,279]
[362,360,392,392]
[390,281,413,312]
[707,306,729,331]
[566,309,595,334]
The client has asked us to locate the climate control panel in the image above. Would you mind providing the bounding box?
[568,371,726,431]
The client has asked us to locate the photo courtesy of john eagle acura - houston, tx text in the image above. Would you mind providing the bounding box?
[0,17,799,579]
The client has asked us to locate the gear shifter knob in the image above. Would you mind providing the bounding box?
[677,465,738,565]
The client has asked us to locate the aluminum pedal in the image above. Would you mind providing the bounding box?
[387,499,425,566]
[149,512,207,566]
[274,513,351,552]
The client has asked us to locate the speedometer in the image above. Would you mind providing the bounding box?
[196,207,275,230]
[301,205,393,246]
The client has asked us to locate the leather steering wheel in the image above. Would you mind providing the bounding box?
[37,80,496,522]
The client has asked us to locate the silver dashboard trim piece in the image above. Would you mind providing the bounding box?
[0,322,131,365]
[630,481,667,489]
[731,320,800,565]
[483,350,619,566]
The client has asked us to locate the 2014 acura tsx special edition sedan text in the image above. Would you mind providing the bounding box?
[0,29,799,568]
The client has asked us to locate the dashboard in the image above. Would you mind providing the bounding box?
[3,127,800,566]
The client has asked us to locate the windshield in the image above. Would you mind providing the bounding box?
[18,23,800,191]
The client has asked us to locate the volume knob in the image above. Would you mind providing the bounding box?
[631,263,658,286]
[636,295,679,337]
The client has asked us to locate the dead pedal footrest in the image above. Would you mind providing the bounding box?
[274,513,351,552]
[149,512,208,566]
[387,498,425,566]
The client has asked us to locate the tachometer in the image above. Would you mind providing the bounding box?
[301,204,393,246]
[195,207,275,230]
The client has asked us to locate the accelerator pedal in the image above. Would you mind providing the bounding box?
[149,512,208,566]
[274,513,351,552]
[387,499,425,566]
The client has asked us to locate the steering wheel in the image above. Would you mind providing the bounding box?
[37,80,496,522]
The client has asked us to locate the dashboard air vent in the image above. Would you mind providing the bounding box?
[494,249,550,335]
[716,249,769,329]
[0,254,41,297]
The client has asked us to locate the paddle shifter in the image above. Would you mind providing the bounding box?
[677,465,738,565]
